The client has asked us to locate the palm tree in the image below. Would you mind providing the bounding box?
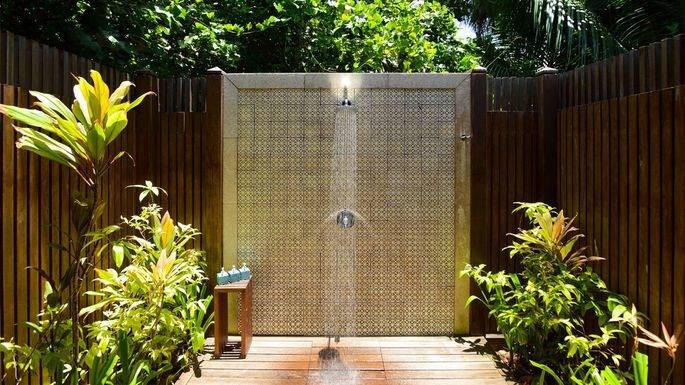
[462,0,685,75]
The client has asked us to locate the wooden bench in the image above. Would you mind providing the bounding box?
[213,278,253,359]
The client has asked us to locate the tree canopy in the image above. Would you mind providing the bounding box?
[1,0,683,76]
[0,0,479,76]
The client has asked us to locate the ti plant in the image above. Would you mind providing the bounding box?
[0,70,152,384]
[82,186,212,384]
[461,202,637,384]
[636,323,682,385]
[462,202,683,385]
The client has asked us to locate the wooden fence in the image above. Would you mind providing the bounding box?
[556,35,685,384]
[472,34,685,384]
[0,32,216,385]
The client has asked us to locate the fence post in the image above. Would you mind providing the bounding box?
[469,65,488,335]
[203,67,224,288]
[536,67,559,205]
[133,70,156,183]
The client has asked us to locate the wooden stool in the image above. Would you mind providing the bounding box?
[213,279,253,359]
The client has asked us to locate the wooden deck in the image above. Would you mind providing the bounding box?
[178,336,511,385]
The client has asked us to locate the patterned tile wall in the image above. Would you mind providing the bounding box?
[236,88,456,335]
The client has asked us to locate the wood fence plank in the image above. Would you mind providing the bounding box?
[578,105,587,245]
[176,113,185,220]
[193,113,203,246]
[673,85,685,385]
[2,86,16,384]
[618,96,629,296]
[662,38,673,88]
[559,108,567,220]
[505,111,515,272]
[15,89,29,366]
[627,95,639,304]
[600,100,610,281]
[491,112,501,273]
[658,88,674,385]
[28,140,39,361]
[649,42,660,92]
[169,113,178,216]
[593,101,603,279]
[572,105,579,220]
[185,113,193,224]
[648,90,662,384]
[609,99,619,290]
[675,35,683,86]
[639,46,648,93]
[160,113,169,210]
[585,103,595,256]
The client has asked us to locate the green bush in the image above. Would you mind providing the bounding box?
[82,187,213,384]
[461,202,636,383]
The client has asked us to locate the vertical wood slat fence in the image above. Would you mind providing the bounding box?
[475,34,685,384]
[0,31,213,385]
[556,34,685,384]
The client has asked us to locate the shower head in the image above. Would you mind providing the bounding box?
[341,86,353,106]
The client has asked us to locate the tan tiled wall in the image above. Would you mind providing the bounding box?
[223,75,471,335]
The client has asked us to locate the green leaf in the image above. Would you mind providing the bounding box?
[0,104,55,130]
[530,360,564,385]
[632,352,648,385]
[112,243,125,268]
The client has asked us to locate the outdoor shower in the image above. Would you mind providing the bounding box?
[318,86,360,383]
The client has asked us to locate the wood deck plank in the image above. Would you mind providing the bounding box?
[184,337,509,385]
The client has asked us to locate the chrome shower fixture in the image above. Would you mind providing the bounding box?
[341,86,353,106]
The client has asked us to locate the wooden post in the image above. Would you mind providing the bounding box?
[132,70,156,183]
[469,66,488,335]
[203,67,224,288]
[536,67,559,206]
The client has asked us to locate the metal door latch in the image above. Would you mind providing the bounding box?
[459,132,472,141]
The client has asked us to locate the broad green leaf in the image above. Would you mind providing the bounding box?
[104,110,128,144]
[0,104,55,130]
[632,352,648,385]
[112,244,125,268]
[90,70,110,119]
[73,83,92,125]
[30,90,77,123]
[109,81,134,103]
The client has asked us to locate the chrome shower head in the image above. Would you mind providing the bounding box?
[341,86,352,106]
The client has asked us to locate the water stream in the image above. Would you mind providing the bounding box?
[319,94,359,384]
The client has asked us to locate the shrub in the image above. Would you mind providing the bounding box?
[461,202,636,383]
[0,70,152,384]
[82,186,213,384]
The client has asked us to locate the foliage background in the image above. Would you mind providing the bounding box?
[0,0,684,75]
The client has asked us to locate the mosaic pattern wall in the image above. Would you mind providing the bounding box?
[236,88,457,335]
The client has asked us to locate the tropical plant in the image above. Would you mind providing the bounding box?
[259,0,480,72]
[461,202,637,383]
[462,0,685,75]
[82,186,212,384]
[0,70,151,384]
[0,0,480,75]
[636,323,682,384]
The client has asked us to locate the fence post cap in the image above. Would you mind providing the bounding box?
[535,66,558,75]
[471,65,487,74]
[207,67,226,75]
